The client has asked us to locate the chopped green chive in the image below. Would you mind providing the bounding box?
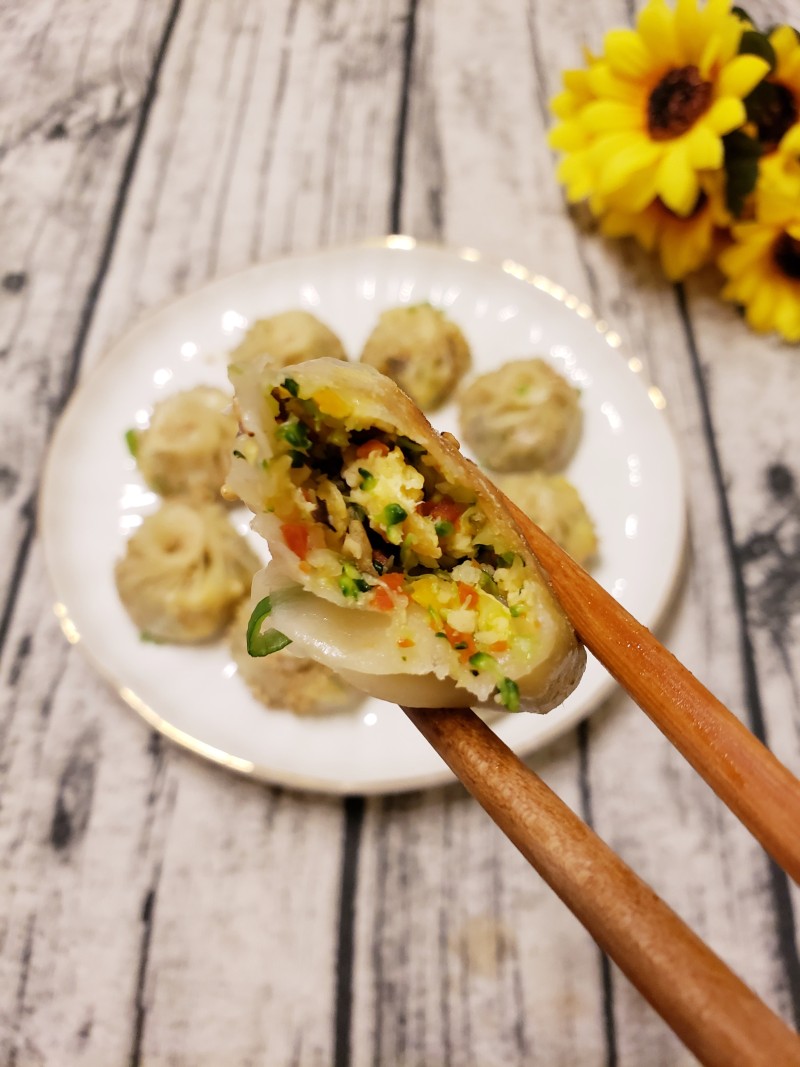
[288,450,306,468]
[277,419,311,450]
[469,652,498,673]
[497,552,516,568]
[396,434,426,456]
[283,377,300,397]
[347,501,368,522]
[339,565,370,598]
[435,631,447,639]
[478,571,500,596]
[498,677,520,712]
[358,468,376,490]
[232,449,246,460]
[246,597,292,657]
[509,604,524,618]
[434,520,454,537]
[383,503,407,526]
[454,641,469,651]
[125,429,139,458]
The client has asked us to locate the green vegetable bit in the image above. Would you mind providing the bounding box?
[358,468,376,490]
[232,449,246,460]
[469,652,498,673]
[498,677,520,712]
[339,565,370,599]
[509,604,525,618]
[434,520,454,537]
[383,503,408,526]
[124,429,139,458]
[283,377,300,397]
[277,418,311,451]
[246,596,292,657]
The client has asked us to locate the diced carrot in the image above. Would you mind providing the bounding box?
[490,640,509,653]
[418,497,465,523]
[443,625,476,661]
[281,522,310,559]
[457,582,479,609]
[356,439,390,459]
[397,637,414,648]
[372,586,394,612]
[382,572,405,592]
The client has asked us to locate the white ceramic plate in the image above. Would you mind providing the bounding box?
[41,240,685,794]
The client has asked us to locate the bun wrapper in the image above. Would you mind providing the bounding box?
[227,357,585,713]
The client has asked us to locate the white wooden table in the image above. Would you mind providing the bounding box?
[2,2,799,1063]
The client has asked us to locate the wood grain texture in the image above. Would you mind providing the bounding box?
[403,705,800,1067]
[1,0,799,1064]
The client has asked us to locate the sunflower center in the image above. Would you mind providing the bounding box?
[648,66,713,141]
[774,233,800,281]
[756,83,798,153]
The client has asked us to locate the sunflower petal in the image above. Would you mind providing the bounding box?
[607,168,661,213]
[557,155,595,202]
[687,124,723,169]
[548,121,588,151]
[716,55,770,100]
[774,289,800,342]
[603,29,654,79]
[746,282,779,332]
[704,97,746,134]
[675,0,702,65]
[656,145,699,215]
[586,63,639,102]
[636,0,679,65]
[769,25,798,66]
[597,138,662,196]
[580,100,643,133]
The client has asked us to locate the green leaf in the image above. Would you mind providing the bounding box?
[723,130,762,217]
[498,677,520,712]
[246,596,292,657]
[283,377,299,397]
[738,29,776,70]
[731,6,752,22]
[125,428,139,458]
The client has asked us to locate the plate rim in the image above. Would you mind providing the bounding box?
[39,234,686,795]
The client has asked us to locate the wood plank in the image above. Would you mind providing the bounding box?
[0,0,413,1062]
[349,0,799,1063]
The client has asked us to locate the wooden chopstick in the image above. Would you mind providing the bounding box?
[403,705,800,1067]
[504,498,800,885]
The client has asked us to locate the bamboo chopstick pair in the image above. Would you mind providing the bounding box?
[403,501,800,1067]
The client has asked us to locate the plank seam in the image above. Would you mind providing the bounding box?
[389,0,419,234]
[0,0,184,658]
[129,868,163,1067]
[579,721,619,1066]
[333,795,365,1067]
[675,281,800,1027]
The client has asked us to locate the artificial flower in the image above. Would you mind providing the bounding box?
[549,0,770,216]
[719,184,800,341]
[600,173,729,279]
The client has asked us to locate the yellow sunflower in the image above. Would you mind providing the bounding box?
[718,184,800,341]
[549,0,770,216]
[756,26,800,197]
[600,173,729,279]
